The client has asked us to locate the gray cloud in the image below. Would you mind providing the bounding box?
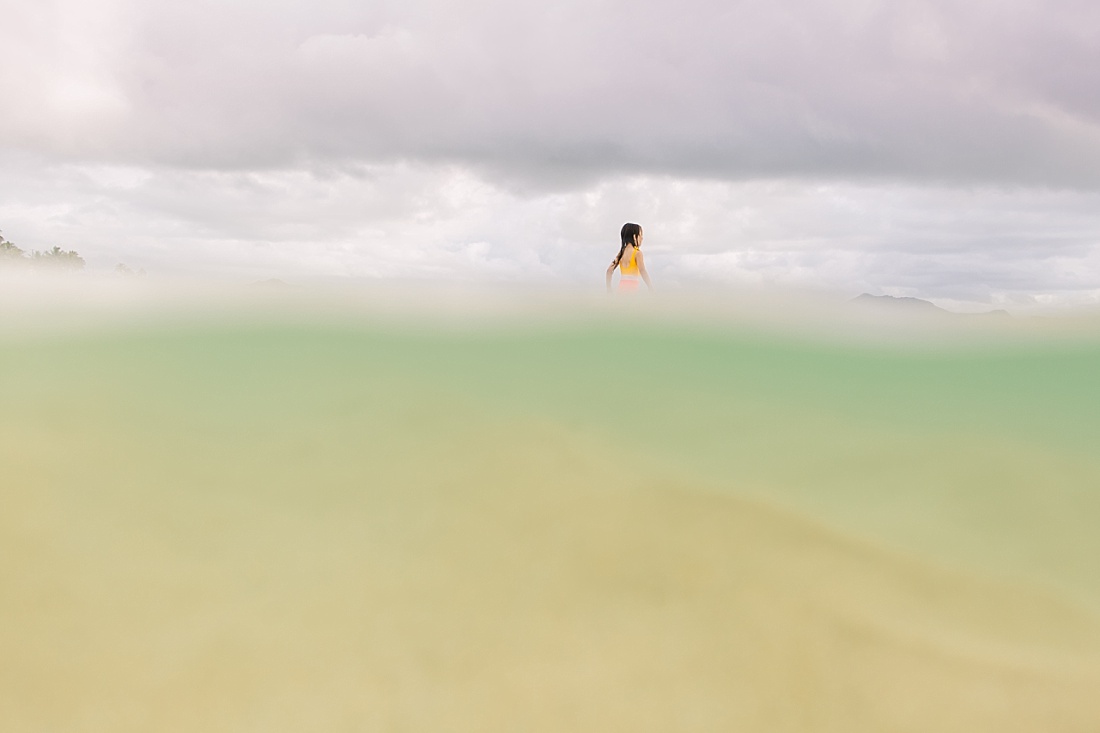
[6,0,1100,187]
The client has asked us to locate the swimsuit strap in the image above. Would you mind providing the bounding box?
[621,247,639,276]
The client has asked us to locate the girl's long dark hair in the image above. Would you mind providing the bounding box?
[613,222,642,266]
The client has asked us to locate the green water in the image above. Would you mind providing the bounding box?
[406,323,1100,605]
[3,314,1098,609]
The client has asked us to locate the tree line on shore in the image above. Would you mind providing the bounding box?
[1,230,144,275]
[1,232,85,270]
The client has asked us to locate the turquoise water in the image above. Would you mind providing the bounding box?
[394,323,1100,604]
[6,315,1099,603]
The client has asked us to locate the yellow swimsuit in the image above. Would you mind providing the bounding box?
[619,247,640,291]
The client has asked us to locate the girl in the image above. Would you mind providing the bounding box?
[605,222,652,293]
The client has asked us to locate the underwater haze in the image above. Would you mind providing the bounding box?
[2,284,1100,732]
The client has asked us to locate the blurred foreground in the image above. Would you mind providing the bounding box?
[2,284,1100,731]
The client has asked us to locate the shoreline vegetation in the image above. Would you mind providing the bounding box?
[1,231,143,276]
[0,233,85,270]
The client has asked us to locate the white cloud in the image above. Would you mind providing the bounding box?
[2,153,1099,309]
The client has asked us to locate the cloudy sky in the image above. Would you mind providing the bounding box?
[3,0,1100,308]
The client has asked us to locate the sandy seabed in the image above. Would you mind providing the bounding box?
[2,286,1099,731]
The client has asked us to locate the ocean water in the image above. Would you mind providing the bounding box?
[2,290,1099,731]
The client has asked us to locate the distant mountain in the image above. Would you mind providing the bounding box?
[850,294,1011,318]
[851,293,949,313]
